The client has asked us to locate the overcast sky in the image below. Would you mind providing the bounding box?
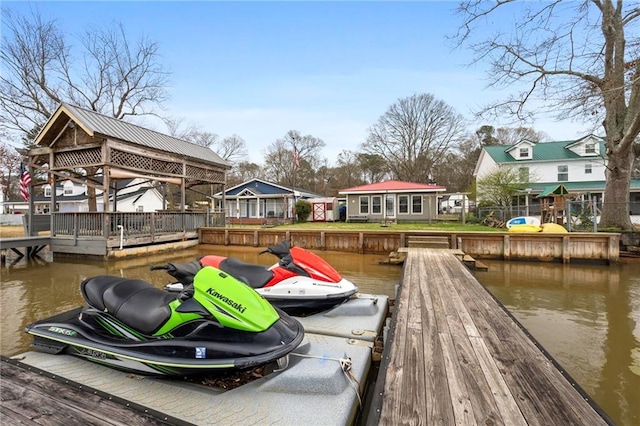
[3,1,596,163]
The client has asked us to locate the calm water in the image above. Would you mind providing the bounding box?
[473,260,640,426]
[0,247,638,425]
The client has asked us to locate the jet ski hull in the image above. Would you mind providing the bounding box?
[25,306,304,376]
[256,287,359,314]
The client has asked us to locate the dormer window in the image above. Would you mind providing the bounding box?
[519,147,529,158]
[585,143,596,154]
[44,186,51,197]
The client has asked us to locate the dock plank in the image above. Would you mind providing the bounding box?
[376,248,610,426]
[430,252,513,426]
[379,251,414,425]
[0,358,173,425]
[417,256,455,425]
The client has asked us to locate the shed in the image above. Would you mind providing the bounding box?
[307,197,340,222]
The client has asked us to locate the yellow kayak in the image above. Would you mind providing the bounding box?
[541,223,568,233]
[508,224,542,232]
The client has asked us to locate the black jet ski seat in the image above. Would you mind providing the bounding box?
[81,276,178,335]
[219,258,274,289]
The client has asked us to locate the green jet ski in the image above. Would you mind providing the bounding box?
[25,266,304,376]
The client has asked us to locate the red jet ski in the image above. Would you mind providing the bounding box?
[157,240,359,314]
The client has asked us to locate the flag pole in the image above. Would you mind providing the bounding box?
[291,141,297,223]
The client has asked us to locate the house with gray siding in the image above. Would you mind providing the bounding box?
[338,180,446,223]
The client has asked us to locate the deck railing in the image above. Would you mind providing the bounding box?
[52,211,217,239]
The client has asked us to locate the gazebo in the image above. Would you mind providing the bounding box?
[23,103,231,256]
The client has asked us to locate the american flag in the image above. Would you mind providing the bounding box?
[19,162,31,201]
[293,147,300,168]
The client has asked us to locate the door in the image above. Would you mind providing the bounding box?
[312,203,326,221]
[385,194,395,219]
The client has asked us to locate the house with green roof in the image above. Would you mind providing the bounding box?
[473,134,640,215]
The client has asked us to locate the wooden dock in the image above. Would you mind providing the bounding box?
[0,236,50,262]
[369,248,612,425]
[0,356,183,425]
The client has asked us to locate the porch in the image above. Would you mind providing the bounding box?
[49,211,222,257]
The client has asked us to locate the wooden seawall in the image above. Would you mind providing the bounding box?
[367,248,611,425]
[199,228,620,263]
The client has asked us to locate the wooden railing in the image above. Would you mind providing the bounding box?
[53,211,229,240]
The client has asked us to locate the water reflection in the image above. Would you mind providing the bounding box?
[2,249,638,425]
[474,260,640,426]
[0,245,401,358]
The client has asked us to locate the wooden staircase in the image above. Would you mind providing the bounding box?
[406,235,451,249]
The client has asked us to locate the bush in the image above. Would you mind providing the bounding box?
[295,200,312,222]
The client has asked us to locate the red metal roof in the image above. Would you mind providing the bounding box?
[339,180,446,193]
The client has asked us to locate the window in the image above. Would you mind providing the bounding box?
[558,165,568,181]
[398,195,409,214]
[372,196,382,214]
[64,187,73,195]
[518,167,530,182]
[44,186,51,197]
[519,147,529,158]
[585,163,592,174]
[137,205,144,212]
[411,195,422,214]
[585,143,596,154]
[359,196,369,214]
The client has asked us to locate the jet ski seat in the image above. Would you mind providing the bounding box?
[219,258,274,289]
[81,276,178,335]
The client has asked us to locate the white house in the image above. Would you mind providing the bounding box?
[1,177,164,214]
[473,134,640,214]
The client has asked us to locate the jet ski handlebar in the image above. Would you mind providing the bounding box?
[150,260,202,286]
[260,239,292,259]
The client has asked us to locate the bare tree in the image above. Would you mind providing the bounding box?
[163,116,246,164]
[333,150,364,190]
[1,9,169,134]
[495,127,547,146]
[215,134,248,164]
[455,0,640,229]
[363,93,467,183]
[0,138,22,202]
[228,161,263,187]
[436,135,482,193]
[2,9,170,211]
[263,130,325,190]
[163,116,204,141]
[357,153,390,184]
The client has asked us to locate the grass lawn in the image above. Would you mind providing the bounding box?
[237,221,501,232]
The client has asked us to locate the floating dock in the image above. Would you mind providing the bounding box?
[3,294,388,425]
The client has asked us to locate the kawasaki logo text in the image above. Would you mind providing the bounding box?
[206,288,247,313]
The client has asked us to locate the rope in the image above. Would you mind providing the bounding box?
[290,353,362,407]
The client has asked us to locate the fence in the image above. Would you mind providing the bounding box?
[477,201,640,231]
[52,211,210,238]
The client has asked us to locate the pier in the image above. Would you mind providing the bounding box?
[369,247,611,425]
[0,236,50,262]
